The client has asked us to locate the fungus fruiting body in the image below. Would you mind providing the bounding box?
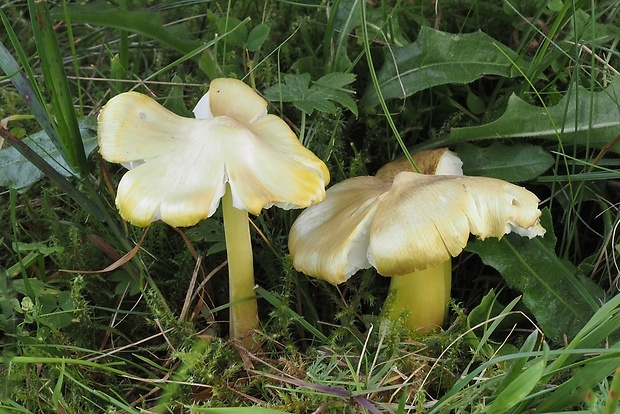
[289,149,545,332]
[98,78,329,347]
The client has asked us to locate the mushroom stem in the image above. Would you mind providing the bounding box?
[222,183,259,348]
[384,260,452,333]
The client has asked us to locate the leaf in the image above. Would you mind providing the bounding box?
[314,73,358,116]
[467,290,521,333]
[438,77,620,152]
[363,27,523,106]
[216,16,247,46]
[39,293,73,329]
[110,271,141,297]
[327,0,362,71]
[50,1,201,55]
[0,117,98,190]
[186,220,225,244]
[457,142,555,182]
[486,358,546,414]
[246,24,270,52]
[30,0,89,175]
[163,74,193,117]
[466,209,606,343]
[264,72,358,116]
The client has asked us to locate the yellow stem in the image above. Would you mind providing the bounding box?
[385,260,452,333]
[221,184,259,348]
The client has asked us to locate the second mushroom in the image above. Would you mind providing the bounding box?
[288,148,545,333]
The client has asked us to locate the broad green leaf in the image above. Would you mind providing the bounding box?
[0,118,98,190]
[466,289,501,330]
[547,0,564,12]
[265,72,358,116]
[11,278,59,297]
[467,210,606,343]
[216,16,247,46]
[51,1,201,55]
[40,292,73,329]
[246,24,270,52]
[457,142,554,182]
[436,77,620,152]
[467,290,521,334]
[363,27,523,106]
[163,74,193,118]
[110,271,142,296]
[11,242,64,256]
[186,219,227,256]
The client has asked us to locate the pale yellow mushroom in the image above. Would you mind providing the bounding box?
[98,78,330,347]
[289,149,544,332]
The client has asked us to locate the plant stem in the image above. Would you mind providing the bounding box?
[221,183,259,349]
[385,260,452,333]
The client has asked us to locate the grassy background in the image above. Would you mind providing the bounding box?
[1,0,620,412]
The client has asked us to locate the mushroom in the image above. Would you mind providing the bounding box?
[97,78,330,346]
[288,148,545,333]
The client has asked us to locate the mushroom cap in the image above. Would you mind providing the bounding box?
[368,173,544,276]
[288,150,544,285]
[98,78,330,227]
[375,148,463,179]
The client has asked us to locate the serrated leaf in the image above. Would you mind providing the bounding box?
[265,72,311,101]
[440,77,620,152]
[315,72,358,90]
[466,210,605,343]
[457,142,554,182]
[51,1,201,55]
[264,72,358,116]
[315,73,358,116]
[0,118,98,190]
[363,27,523,106]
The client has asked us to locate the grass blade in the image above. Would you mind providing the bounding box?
[27,0,89,175]
[0,17,66,163]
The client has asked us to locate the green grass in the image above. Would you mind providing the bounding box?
[1,0,620,412]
